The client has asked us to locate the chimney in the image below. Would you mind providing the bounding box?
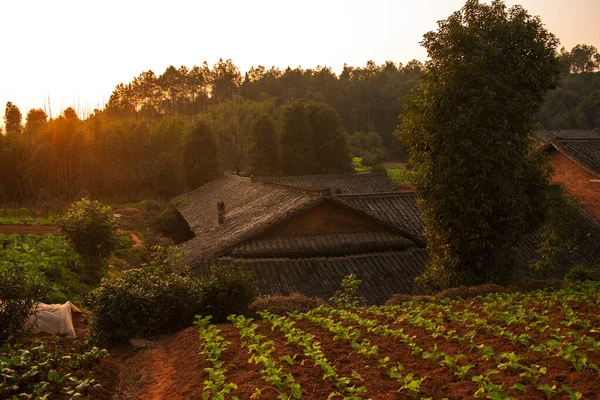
[217,202,225,225]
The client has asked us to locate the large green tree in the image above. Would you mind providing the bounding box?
[181,117,218,189]
[279,101,318,175]
[249,113,279,175]
[398,0,562,292]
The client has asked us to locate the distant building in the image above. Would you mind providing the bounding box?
[536,131,600,221]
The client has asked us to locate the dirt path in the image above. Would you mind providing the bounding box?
[129,233,143,247]
[115,327,206,400]
[0,225,60,235]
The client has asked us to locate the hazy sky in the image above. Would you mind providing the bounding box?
[1,0,599,120]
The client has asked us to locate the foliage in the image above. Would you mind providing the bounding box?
[565,266,600,282]
[329,274,366,308]
[4,101,23,135]
[60,198,119,278]
[249,293,325,315]
[348,131,385,166]
[200,265,259,323]
[249,113,279,175]
[399,0,561,292]
[279,100,318,175]
[86,265,203,344]
[560,44,600,74]
[0,234,83,304]
[533,184,581,271]
[0,264,47,340]
[181,117,218,189]
[0,337,107,399]
[306,102,351,174]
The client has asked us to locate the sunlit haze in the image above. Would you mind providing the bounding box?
[1,0,599,121]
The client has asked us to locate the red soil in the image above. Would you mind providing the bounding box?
[0,225,60,235]
[107,310,600,399]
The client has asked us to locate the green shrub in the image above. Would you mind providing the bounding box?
[329,273,366,308]
[200,265,258,323]
[0,264,47,340]
[60,198,119,278]
[86,266,203,344]
[250,293,324,316]
[566,266,600,282]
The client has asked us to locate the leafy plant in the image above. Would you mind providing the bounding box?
[86,265,203,344]
[200,265,258,323]
[0,264,47,340]
[329,274,366,308]
[60,198,119,279]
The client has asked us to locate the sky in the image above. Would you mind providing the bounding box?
[1,0,599,121]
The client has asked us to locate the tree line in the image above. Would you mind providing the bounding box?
[1,45,599,205]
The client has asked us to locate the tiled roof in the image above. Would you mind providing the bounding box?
[552,138,600,176]
[534,129,600,143]
[230,232,415,258]
[334,192,424,240]
[251,172,396,194]
[211,248,429,304]
[177,173,326,265]
[519,210,600,278]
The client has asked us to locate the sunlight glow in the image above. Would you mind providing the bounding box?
[0,0,598,120]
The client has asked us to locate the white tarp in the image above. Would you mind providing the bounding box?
[24,301,81,338]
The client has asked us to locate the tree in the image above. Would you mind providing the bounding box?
[180,117,218,189]
[4,101,22,135]
[279,101,318,175]
[24,108,48,142]
[249,113,279,175]
[398,0,562,292]
[568,44,600,74]
[60,198,119,280]
[306,102,351,173]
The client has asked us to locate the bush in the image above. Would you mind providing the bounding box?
[566,266,600,282]
[60,198,119,278]
[250,293,324,316]
[330,274,366,308]
[0,264,47,340]
[200,265,258,323]
[86,266,203,344]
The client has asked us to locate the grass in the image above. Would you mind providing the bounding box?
[352,157,413,186]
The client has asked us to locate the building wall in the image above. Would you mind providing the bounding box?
[255,200,396,239]
[550,151,600,221]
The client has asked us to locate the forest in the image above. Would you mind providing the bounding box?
[0,44,598,204]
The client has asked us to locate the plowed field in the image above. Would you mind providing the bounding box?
[131,282,600,399]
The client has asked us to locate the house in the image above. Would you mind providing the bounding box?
[536,132,600,221]
[174,172,427,304]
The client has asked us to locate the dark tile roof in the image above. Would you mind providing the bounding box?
[534,129,600,143]
[176,173,326,265]
[229,232,415,258]
[251,172,396,194]
[334,192,424,240]
[519,210,600,278]
[211,248,429,305]
[552,138,600,176]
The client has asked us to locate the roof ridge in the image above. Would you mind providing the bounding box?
[334,191,416,198]
[253,178,331,195]
[554,137,600,141]
[251,171,388,180]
